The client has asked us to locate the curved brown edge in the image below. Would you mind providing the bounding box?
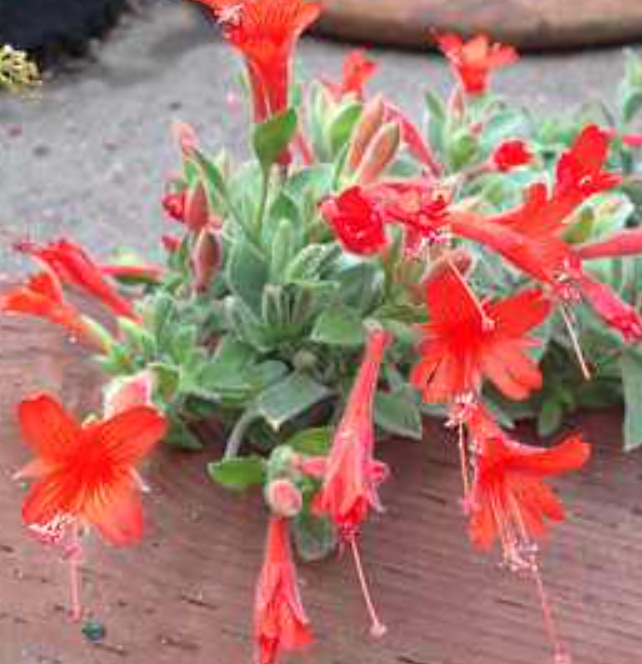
[314,0,642,51]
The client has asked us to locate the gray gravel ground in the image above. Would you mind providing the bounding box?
[0,2,636,273]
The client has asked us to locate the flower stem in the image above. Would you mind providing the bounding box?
[224,408,258,460]
[255,168,271,238]
[69,522,82,622]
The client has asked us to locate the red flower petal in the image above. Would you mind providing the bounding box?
[83,475,144,546]
[18,394,82,463]
[91,406,166,467]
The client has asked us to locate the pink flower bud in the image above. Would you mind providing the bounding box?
[162,235,181,253]
[171,120,198,159]
[192,226,221,293]
[104,370,155,418]
[354,121,401,186]
[346,95,385,174]
[265,479,303,518]
[162,192,185,222]
[184,182,209,233]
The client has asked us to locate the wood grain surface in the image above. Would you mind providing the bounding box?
[0,305,641,664]
[315,0,642,50]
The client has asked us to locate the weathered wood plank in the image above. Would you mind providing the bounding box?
[0,313,640,663]
[315,0,642,50]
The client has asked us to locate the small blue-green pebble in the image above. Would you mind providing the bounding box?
[82,620,106,642]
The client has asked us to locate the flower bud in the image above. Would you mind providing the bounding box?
[184,181,209,232]
[104,370,155,418]
[192,226,221,293]
[354,121,401,186]
[346,94,385,174]
[171,120,198,159]
[162,234,181,253]
[162,192,185,222]
[264,479,303,518]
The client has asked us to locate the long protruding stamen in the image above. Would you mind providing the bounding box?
[457,422,471,501]
[68,522,82,622]
[349,536,387,638]
[559,305,591,381]
[531,563,572,664]
[506,493,572,664]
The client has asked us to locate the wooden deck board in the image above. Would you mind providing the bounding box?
[0,315,640,664]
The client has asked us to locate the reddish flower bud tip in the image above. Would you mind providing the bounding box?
[435,32,517,96]
[171,120,198,158]
[355,121,401,186]
[192,226,221,293]
[492,140,533,172]
[162,192,186,222]
[265,479,303,518]
[184,182,210,233]
[162,235,181,253]
[104,370,155,418]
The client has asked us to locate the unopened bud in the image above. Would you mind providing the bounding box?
[104,370,155,417]
[184,181,209,233]
[172,120,198,159]
[192,226,221,293]
[346,95,385,174]
[162,235,181,253]
[264,479,303,518]
[162,192,186,222]
[354,121,401,186]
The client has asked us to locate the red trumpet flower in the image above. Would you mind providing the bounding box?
[16,239,139,320]
[324,49,378,101]
[254,517,312,664]
[17,394,166,546]
[16,394,166,620]
[435,32,517,96]
[465,404,590,559]
[411,264,550,403]
[0,270,100,348]
[312,327,391,638]
[464,404,589,664]
[195,0,321,122]
[321,186,388,256]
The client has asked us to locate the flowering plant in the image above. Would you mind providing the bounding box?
[4,2,642,663]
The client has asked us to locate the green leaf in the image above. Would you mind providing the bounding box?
[257,373,331,431]
[208,456,266,491]
[292,511,337,562]
[164,415,203,451]
[329,102,362,156]
[270,219,297,283]
[620,350,642,451]
[311,305,365,347]
[537,398,564,438]
[227,239,270,313]
[149,362,181,401]
[253,108,298,172]
[286,427,334,455]
[622,89,642,125]
[374,391,423,440]
[169,324,198,365]
[193,149,229,212]
[481,109,527,148]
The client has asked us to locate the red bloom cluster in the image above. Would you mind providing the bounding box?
[7,8,642,664]
[1,239,152,349]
